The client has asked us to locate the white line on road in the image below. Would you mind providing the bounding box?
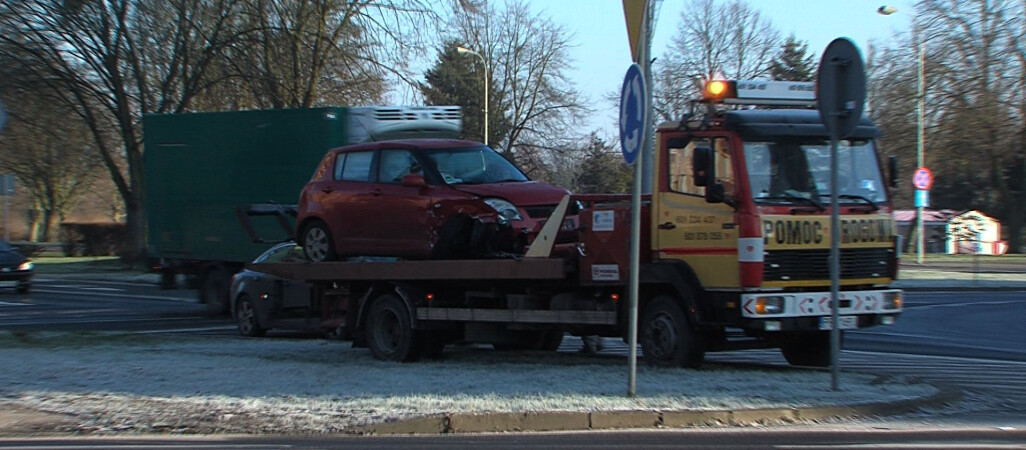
[31,288,197,303]
[0,301,28,306]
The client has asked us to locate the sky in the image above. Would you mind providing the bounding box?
[534,0,916,132]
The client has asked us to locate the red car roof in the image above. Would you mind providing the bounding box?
[328,139,483,153]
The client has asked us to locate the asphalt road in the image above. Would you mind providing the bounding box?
[845,290,1026,362]
[2,278,1025,447]
[0,277,228,333]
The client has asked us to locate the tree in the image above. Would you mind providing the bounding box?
[870,0,1026,253]
[420,40,511,144]
[0,89,102,241]
[769,35,815,82]
[444,0,588,171]
[574,134,632,194]
[0,0,445,259]
[0,0,247,259]
[653,0,780,121]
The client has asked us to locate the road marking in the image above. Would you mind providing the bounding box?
[132,325,238,334]
[0,301,27,306]
[31,288,197,303]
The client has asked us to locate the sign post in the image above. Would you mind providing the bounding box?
[912,167,933,263]
[817,37,866,392]
[621,0,650,398]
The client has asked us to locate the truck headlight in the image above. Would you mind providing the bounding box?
[17,261,33,271]
[484,198,522,223]
[755,296,784,315]
[883,292,902,310]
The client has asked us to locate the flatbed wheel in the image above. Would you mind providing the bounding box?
[366,293,422,362]
[640,296,705,368]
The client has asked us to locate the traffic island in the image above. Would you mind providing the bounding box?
[351,383,962,435]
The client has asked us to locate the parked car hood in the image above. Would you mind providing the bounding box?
[452,181,570,206]
[0,249,27,267]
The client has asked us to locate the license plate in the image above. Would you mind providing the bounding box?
[819,316,857,330]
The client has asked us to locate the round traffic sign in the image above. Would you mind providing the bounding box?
[913,167,933,190]
[619,64,647,165]
[816,38,866,139]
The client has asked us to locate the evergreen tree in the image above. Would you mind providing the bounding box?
[419,41,508,146]
[574,134,632,194]
[769,35,816,82]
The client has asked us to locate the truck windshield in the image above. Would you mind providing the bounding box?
[423,146,529,185]
[744,139,887,205]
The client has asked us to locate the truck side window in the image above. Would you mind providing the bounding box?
[340,151,373,182]
[714,138,735,198]
[668,138,709,197]
[378,149,422,183]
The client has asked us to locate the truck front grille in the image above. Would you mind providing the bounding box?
[763,248,893,281]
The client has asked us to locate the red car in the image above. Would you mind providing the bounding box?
[296,139,572,262]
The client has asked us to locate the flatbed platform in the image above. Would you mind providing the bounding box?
[248,257,569,281]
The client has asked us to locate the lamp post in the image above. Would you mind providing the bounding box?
[457,46,488,147]
[878,5,926,264]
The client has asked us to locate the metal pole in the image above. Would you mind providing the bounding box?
[829,135,841,391]
[3,189,8,242]
[484,58,489,147]
[916,43,925,264]
[456,47,488,146]
[627,0,651,398]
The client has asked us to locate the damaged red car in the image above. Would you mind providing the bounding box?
[296,139,572,262]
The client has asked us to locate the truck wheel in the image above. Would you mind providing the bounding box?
[780,331,837,368]
[15,282,30,294]
[200,268,231,315]
[301,220,337,262]
[235,294,267,337]
[537,329,565,351]
[366,293,422,362]
[641,296,705,368]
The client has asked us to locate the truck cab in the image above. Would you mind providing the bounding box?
[643,80,902,366]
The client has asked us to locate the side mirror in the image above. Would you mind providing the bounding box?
[888,156,898,188]
[692,146,712,187]
[693,146,725,204]
[400,173,428,188]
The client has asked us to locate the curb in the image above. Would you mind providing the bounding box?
[351,383,963,435]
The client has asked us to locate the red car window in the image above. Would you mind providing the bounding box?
[340,151,374,182]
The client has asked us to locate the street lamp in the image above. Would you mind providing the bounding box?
[878,5,927,265]
[457,46,488,147]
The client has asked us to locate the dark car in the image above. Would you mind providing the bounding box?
[0,241,33,294]
[229,242,314,337]
[295,139,573,262]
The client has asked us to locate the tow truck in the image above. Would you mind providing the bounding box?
[249,80,903,368]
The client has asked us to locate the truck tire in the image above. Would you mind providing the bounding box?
[366,293,422,362]
[200,268,231,315]
[537,329,565,351]
[780,331,838,368]
[235,294,267,337]
[301,220,337,262]
[641,296,705,368]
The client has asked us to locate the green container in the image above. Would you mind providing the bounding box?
[144,107,355,264]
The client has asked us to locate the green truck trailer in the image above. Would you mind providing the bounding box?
[143,106,461,313]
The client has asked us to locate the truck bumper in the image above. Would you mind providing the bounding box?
[738,288,902,331]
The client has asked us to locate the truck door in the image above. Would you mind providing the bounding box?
[655,135,740,288]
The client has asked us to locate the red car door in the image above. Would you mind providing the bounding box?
[320,149,376,256]
[360,149,437,257]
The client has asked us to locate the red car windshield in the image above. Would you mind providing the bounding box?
[422,146,528,185]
